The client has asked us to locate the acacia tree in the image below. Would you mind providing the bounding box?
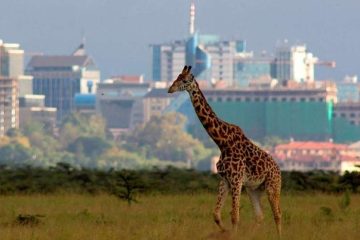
[110,170,144,206]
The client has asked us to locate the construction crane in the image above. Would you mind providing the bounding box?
[305,59,336,82]
[315,60,336,68]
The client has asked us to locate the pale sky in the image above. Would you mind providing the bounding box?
[0,0,359,80]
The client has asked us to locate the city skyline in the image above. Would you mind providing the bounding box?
[0,0,359,80]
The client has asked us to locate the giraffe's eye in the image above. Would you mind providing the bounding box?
[182,80,187,83]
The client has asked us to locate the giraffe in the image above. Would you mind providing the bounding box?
[168,66,282,236]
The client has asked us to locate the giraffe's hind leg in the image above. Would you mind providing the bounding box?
[230,181,243,231]
[246,187,264,225]
[266,177,282,237]
[213,178,229,231]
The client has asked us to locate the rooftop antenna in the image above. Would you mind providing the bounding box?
[81,30,86,48]
[72,31,86,56]
[189,1,195,35]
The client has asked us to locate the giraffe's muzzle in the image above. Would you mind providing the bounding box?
[168,85,177,93]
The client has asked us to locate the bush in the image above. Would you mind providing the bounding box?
[0,165,359,195]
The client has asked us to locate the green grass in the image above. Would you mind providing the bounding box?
[0,193,360,240]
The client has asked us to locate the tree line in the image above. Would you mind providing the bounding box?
[0,112,216,170]
[0,111,290,170]
[0,165,359,196]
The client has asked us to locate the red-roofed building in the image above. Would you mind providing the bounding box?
[110,75,144,84]
[275,141,349,159]
[273,141,359,172]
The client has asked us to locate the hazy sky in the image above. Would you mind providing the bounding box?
[0,0,359,80]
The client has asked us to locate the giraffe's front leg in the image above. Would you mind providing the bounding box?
[213,178,229,231]
[230,181,243,231]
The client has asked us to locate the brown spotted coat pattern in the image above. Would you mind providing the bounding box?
[168,66,281,236]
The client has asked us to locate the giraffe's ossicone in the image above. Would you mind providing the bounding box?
[168,65,282,236]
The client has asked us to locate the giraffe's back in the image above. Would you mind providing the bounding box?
[217,125,281,190]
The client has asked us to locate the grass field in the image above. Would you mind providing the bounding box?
[0,193,360,240]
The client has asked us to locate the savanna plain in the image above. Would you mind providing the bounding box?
[0,193,359,240]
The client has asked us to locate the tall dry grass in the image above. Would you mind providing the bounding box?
[0,193,359,240]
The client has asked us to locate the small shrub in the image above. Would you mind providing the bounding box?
[76,209,92,219]
[339,189,351,211]
[14,214,44,227]
[110,170,145,206]
[317,206,335,224]
[95,213,113,225]
[319,206,333,217]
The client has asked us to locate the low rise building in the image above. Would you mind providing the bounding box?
[96,79,150,138]
[173,84,338,141]
[204,85,337,104]
[336,75,360,103]
[273,141,359,172]
[143,88,177,123]
[74,93,96,116]
[333,102,360,126]
[19,94,57,131]
[340,155,360,174]
[349,141,360,155]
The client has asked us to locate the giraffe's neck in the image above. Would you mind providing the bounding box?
[187,82,226,146]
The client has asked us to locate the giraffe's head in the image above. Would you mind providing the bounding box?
[168,65,196,93]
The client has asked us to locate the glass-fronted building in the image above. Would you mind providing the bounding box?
[26,49,100,121]
[151,33,245,86]
[336,76,360,103]
[234,57,274,87]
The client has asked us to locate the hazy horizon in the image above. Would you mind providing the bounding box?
[0,0,359,80]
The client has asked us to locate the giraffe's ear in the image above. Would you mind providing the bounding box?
[187,66,192,73]
[182,65,188,74]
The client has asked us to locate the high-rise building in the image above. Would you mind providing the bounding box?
[151,3,334,89]
[151,36,248,87]
[274,43,318,83]
[150,2,248,87]
[0,77,18,136]
[26,44,100,120]
[0,40,24,78]
[0,39,24,136]
[151,41,186,82]
[234,55,275,87]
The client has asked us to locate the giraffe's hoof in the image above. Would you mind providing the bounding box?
[220,227,228,233]
[205,230,231,240]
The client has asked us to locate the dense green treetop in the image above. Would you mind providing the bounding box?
[0,112,216,170]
